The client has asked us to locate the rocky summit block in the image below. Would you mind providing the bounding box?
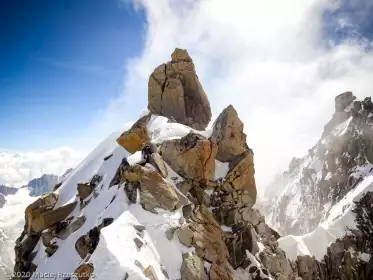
[148,48,212,130]
[160,132,217,181]
[117,114,150,153]
[211,105,248,162]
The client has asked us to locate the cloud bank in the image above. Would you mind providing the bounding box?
[0,147,82,187]
[101,0,373,191]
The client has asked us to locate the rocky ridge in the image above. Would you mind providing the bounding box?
[263,91,373,279]
[264,92,373,236]
[10,49,298,280]
[11,49,373,280]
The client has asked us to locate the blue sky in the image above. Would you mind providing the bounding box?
[0,0,145,151]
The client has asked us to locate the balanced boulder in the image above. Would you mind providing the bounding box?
[148,48,211,130]
[117,114,150,153]
[160,133,217,181]
[25,193,77,233]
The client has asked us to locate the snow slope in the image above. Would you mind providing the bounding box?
[29,116,215,280]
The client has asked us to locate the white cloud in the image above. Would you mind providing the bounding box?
[110,0,373,191]
[0,147,82,187]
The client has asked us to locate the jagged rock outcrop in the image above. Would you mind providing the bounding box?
[10,48,304,280]
[148,48,211,130]
[211,105,248,162]
[77,174,103,201]
[160,132,217,181]
[335,91,355,112]
[13,193,77,279]
[116,114,151,153]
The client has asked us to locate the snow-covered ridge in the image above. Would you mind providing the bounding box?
[263,92,373,274]
[264,93,373,236]
[279,173,373,261]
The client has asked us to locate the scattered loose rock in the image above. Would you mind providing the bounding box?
[77,182,94,201]
[133,224,146,232]
[165,227,179,241]
[133,237,144,250]
[45,244,58,257]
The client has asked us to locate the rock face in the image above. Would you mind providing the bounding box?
[335,91,355,112]
[121,164,180,211]
[116,114,150,153]
[177,206,229,263]
[180,253,205,280]
[212,150,257,226]
[225,222,259,269]
[211,105,248,162]
[148,48,211,130]
[160,132,217,181]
